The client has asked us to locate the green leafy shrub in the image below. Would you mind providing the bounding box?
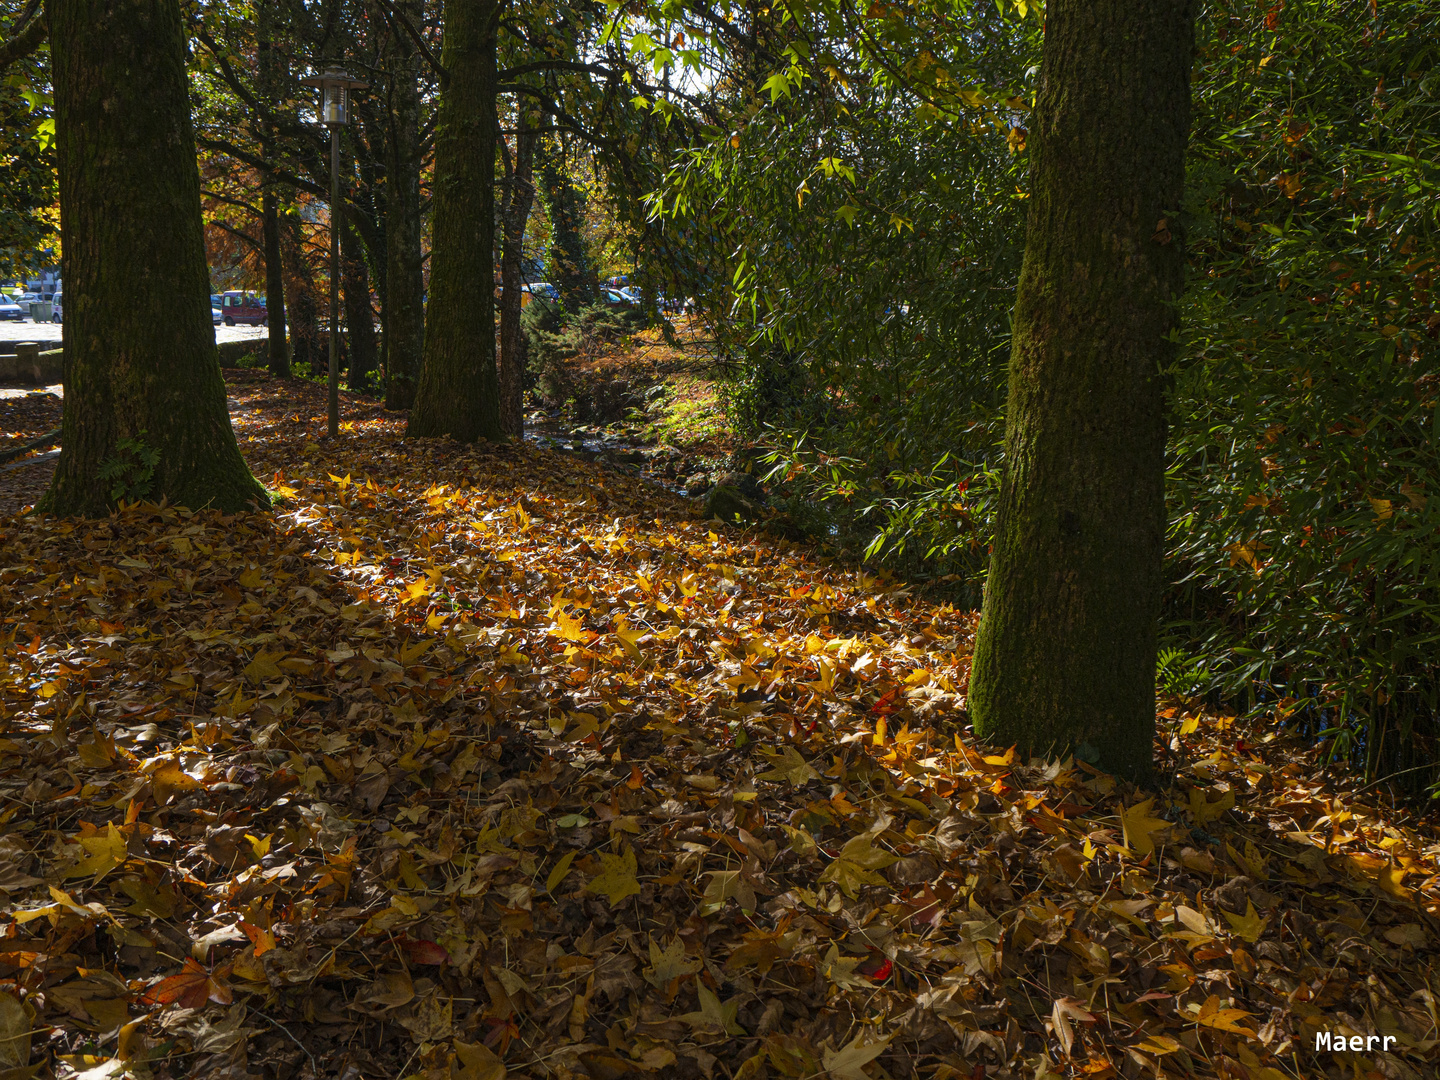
[98,432,159,503]
[524,300,645,410]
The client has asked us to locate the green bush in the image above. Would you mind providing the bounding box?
[523,300,644,406]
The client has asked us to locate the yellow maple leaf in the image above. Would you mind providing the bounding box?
[1222,900,1268,943]
[757,746,820,787]
[1194,995,1258,1038]
[1378,865,1414,901]
[615,621,646,662]
[1137,1034,1181,1056]
[243,650,284,684]
[701,870,757,913]
[452,1040,507,1080]
[549,608,590,643]
[65,822,128,881]
[1120,799,1172,857]
[402,577,433,605]
[585,847,641,907]
[1188,785,1235,825]
[818,833,899,897]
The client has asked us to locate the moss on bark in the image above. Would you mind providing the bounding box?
[968,0,1196,781]
[38,0,267,517]
[407,0,503,442]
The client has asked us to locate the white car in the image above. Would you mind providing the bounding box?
[212,306,222,325]
[521,282,560,305]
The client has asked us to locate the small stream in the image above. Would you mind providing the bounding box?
[523,411,697,496]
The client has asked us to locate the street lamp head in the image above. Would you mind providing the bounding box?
[300,65,369,128]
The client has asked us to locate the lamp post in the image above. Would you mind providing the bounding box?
[301,65,367,438]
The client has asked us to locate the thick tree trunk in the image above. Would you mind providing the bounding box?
[967,0,1195,781]
[407,0,502,442]
[382,0,425,411]
[39,0,266,516]
[498,108,537,437]
[257,10,289,377]
[342,209,377,391]
[538,131,597,311]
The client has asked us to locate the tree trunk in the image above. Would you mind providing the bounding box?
[498,106,538,437]
[261,185,290,377]
[257,7,289,377]
[967,0,1196,782]
[382,0,425,411]
[342,208,377,391]
[39,0,266,517]
[407,0,502,442]
[538,130,597,311]
[282,211,321,372]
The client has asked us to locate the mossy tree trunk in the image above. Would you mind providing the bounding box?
[39,0,266,517]
[382,0,425,411]
[498,104,538,437]
[967,0,1196,781]
[407,0,503,442]
[257,7,289,378]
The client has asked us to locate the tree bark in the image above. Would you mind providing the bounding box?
[498,105,537,437]
[407,0,503,442]
[381,0,425,410]
[282,211,321,372]
[257,5,289,377]
[0,13,46,71]
[39,0,266,516]
[261,185,290,376]
[342,207,377,391]
[967,0,1196,781]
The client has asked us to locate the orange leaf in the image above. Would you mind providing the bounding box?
[238,919,276,956]
[143,958,233,1009]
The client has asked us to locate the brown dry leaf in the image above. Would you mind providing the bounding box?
[0,991,30,1068]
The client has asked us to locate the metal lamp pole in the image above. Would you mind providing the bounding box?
[302,65,367,438]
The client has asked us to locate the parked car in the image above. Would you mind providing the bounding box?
[521,282,560,307]
[218,291,267,326]
[211,294,223,308]
[212,306,223,326]
[0,296,23,321]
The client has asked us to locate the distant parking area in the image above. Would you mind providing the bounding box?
[0,323,269,348]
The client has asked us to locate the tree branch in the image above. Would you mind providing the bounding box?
[371,0,448,86]
[0,13,46,70]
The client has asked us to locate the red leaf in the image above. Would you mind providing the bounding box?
[400,937,449,965]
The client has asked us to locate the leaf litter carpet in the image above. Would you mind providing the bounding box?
[1,371,1438,1080]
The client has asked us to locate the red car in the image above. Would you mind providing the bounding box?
[218,291,267,326]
